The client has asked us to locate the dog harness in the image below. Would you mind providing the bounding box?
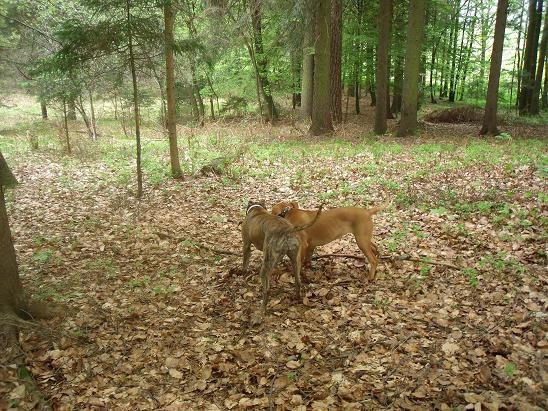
[246,204,264,214]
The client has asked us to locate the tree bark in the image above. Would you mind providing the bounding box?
[62,100,71,154]
[127,0,143,198]
[301,0,315,118]
[40,101,48,119]
[89,89,98,140]
[448,0,460,103]
[530,8,547,114]
[375,0,392,135]
[397,0,426,137]
[519,0,543,115]
[330,0,343,124]
[67,100,77,120]
[543,59,548,109]
[164,2,183,178]
[481,0,509,135]
[309,0,334,135]
[249,0,278,123]
[459,4,477,101]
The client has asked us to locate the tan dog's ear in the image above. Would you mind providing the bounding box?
[291,201,299,209]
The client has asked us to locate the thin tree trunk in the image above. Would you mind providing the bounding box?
[519,0,543,114]
[301,0,315,118]
[397,0,426,137]
[249,0,278,123]
[459,5,477,101]
[542,59,548,109]
[40,101,48,119]
[245,41,264,118]
[330,0,343,124]
[89,89,97,140]
[481,0,509,135]
[164,2,183,178]
[530,8,547,114]
[309,0,334,135]
[67,100,77,120]
[375,0,392,135]
[62,100,71,154]
[76,95,93,139]
[448,0,460,102]
[127,0,143,198]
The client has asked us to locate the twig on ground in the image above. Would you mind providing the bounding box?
[312,253,461,270]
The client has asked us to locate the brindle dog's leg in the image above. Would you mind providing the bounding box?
[287,246,302,301]
[242,233,252,271]
[259,246,278,314]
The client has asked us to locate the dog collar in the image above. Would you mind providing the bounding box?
[277,206,291,218]
[246,204,264,214]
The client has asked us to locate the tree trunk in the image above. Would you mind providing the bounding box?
[397,0,426,137]
[250,0,278,123]
[0,186,24,320]
[89,89,98,140]
[40,101,48,119]
[448,0,460,103]
[454,1,469,101]
[309,0,334,135]
[164,2,183,178]
[530,8,547,114]
[375,0,392,135]
[392,54,403,113]
[76,95,93,139]
[543,59,548,109]
[0,181,25,352]
[459,4,478,101]
[519,0,543,115]
[127,0,143,198]
[62,100,71,154]
[330,0,343,124]
[481,0,509,135]
[301,0,315,118]
[67,100,77,120]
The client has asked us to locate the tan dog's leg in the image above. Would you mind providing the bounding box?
[356,234,378,281]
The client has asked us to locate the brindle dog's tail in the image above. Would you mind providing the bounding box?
[290,204,323,233]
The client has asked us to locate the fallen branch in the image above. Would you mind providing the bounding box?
[312,253,461,270]
[155,231,241,256]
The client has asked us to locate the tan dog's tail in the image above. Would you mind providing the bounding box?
[290,204,323,233]
[368,200,392,216]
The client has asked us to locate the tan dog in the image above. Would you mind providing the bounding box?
[271,201,385,280]
[242,200,322,313]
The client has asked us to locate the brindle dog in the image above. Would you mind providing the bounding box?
[241,200,322,313]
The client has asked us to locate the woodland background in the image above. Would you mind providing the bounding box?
[0,0,547,409]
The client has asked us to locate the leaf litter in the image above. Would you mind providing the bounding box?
[1,125,547,410]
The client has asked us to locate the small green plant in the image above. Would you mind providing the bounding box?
[126,276,151,289]
[504,362,516,377]
[287,371,298,382]
[32,249,53,264]
[151,285,176,295]
[461,268,479,287]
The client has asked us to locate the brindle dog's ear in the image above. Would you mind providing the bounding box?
[247,200,255,208]
[291,201,299,209]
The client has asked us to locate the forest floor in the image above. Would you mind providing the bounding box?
[1,96,547,410]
